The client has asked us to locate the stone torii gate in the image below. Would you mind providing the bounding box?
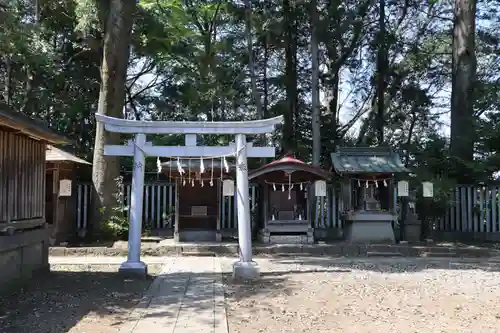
[95,114,283,279]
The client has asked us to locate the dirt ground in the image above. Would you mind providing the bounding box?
[222,257,500,333]
[3,257,500,333]
[0,264,162,333]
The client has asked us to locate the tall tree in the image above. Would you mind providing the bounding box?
[375,0,387,144]
[282,0,298,153]
[91,0,137,234]
[310,0,320,165]
[450,0,477,182]
[244,0,263,121]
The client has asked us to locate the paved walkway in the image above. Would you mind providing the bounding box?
[118,256,228,333]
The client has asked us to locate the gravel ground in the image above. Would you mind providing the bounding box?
[222,257,500,333]
[0,264,162,333]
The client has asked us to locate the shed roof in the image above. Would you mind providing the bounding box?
[46,146,91,165]
[0,104,67,144]
[331,146,410,174]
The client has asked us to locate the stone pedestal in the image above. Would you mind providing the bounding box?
[404,212,421,242]
[258,229,271,243]
[306,227,315,244]
[343,211,396,244]
[233,261,260,280]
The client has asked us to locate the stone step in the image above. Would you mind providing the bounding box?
[488,258,500,263]
[419,252,459,258]
[181,252,215,257]
[366,251,403,257]
[49,244,497,259]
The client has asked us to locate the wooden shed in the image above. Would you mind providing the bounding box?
[0,104,66,288]
[46,146,91,244]
[161,159,234,242]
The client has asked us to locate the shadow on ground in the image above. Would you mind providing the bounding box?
[0,259,293,333]
[0,267,157,333]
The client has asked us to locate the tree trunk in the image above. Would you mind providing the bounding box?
[3,56,12,105]
[311,0,320,166]
[244,0,263,120]
[283,0,297,153]
[324,65,340,164]
[375,0,387,145]
[263,33,269,116]
[91,0,136,236]
[450,0,476,182]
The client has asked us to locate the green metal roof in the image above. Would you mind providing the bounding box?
[330,146,410,174]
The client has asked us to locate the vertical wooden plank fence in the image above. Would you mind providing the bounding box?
[75,182,500,242]
[76,182,177,230]
[434,185,500,241]
[312,184,342,229]
[76,182,259,231]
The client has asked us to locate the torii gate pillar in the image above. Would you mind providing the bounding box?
[233,134,259,278]
[95,114,283,280]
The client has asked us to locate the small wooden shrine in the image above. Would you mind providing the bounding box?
[45,146,91,244]
[330,146,410,243]
[249,154,331,243]
[161,157,233,242]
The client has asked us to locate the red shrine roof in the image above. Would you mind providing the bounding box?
[265,153,306,166]
[248,153,331,181]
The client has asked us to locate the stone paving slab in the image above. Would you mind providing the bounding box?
[118,256,228,333]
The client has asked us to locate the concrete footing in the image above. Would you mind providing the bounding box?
[119,261,148,278]
[233,260,260,280]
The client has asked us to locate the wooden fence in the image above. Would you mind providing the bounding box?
[75,182,333,231]
[309,184,500,236]
[76,183,500,240]
[435,185,500,233]
[76,182,259,230]
[311,184,342,229]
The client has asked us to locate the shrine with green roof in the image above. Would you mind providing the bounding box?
[330,146,410,243]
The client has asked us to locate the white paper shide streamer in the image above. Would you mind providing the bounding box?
[156,157,162,174]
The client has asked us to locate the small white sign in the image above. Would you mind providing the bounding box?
[191,206,207,216]
[59,179,72,197]
[397,180,409,197]
[422,181,434,198]
[314,180,326,197]
[222,179,235,196]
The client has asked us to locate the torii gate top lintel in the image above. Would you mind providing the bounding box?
[95,114,284,135]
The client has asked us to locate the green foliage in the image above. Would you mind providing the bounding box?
[74,0,100,35]
[0,0,499,185]
[99,176,129,241]
[412,175,456,223]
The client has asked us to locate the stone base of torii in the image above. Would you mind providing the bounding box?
[95,114,283,279]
